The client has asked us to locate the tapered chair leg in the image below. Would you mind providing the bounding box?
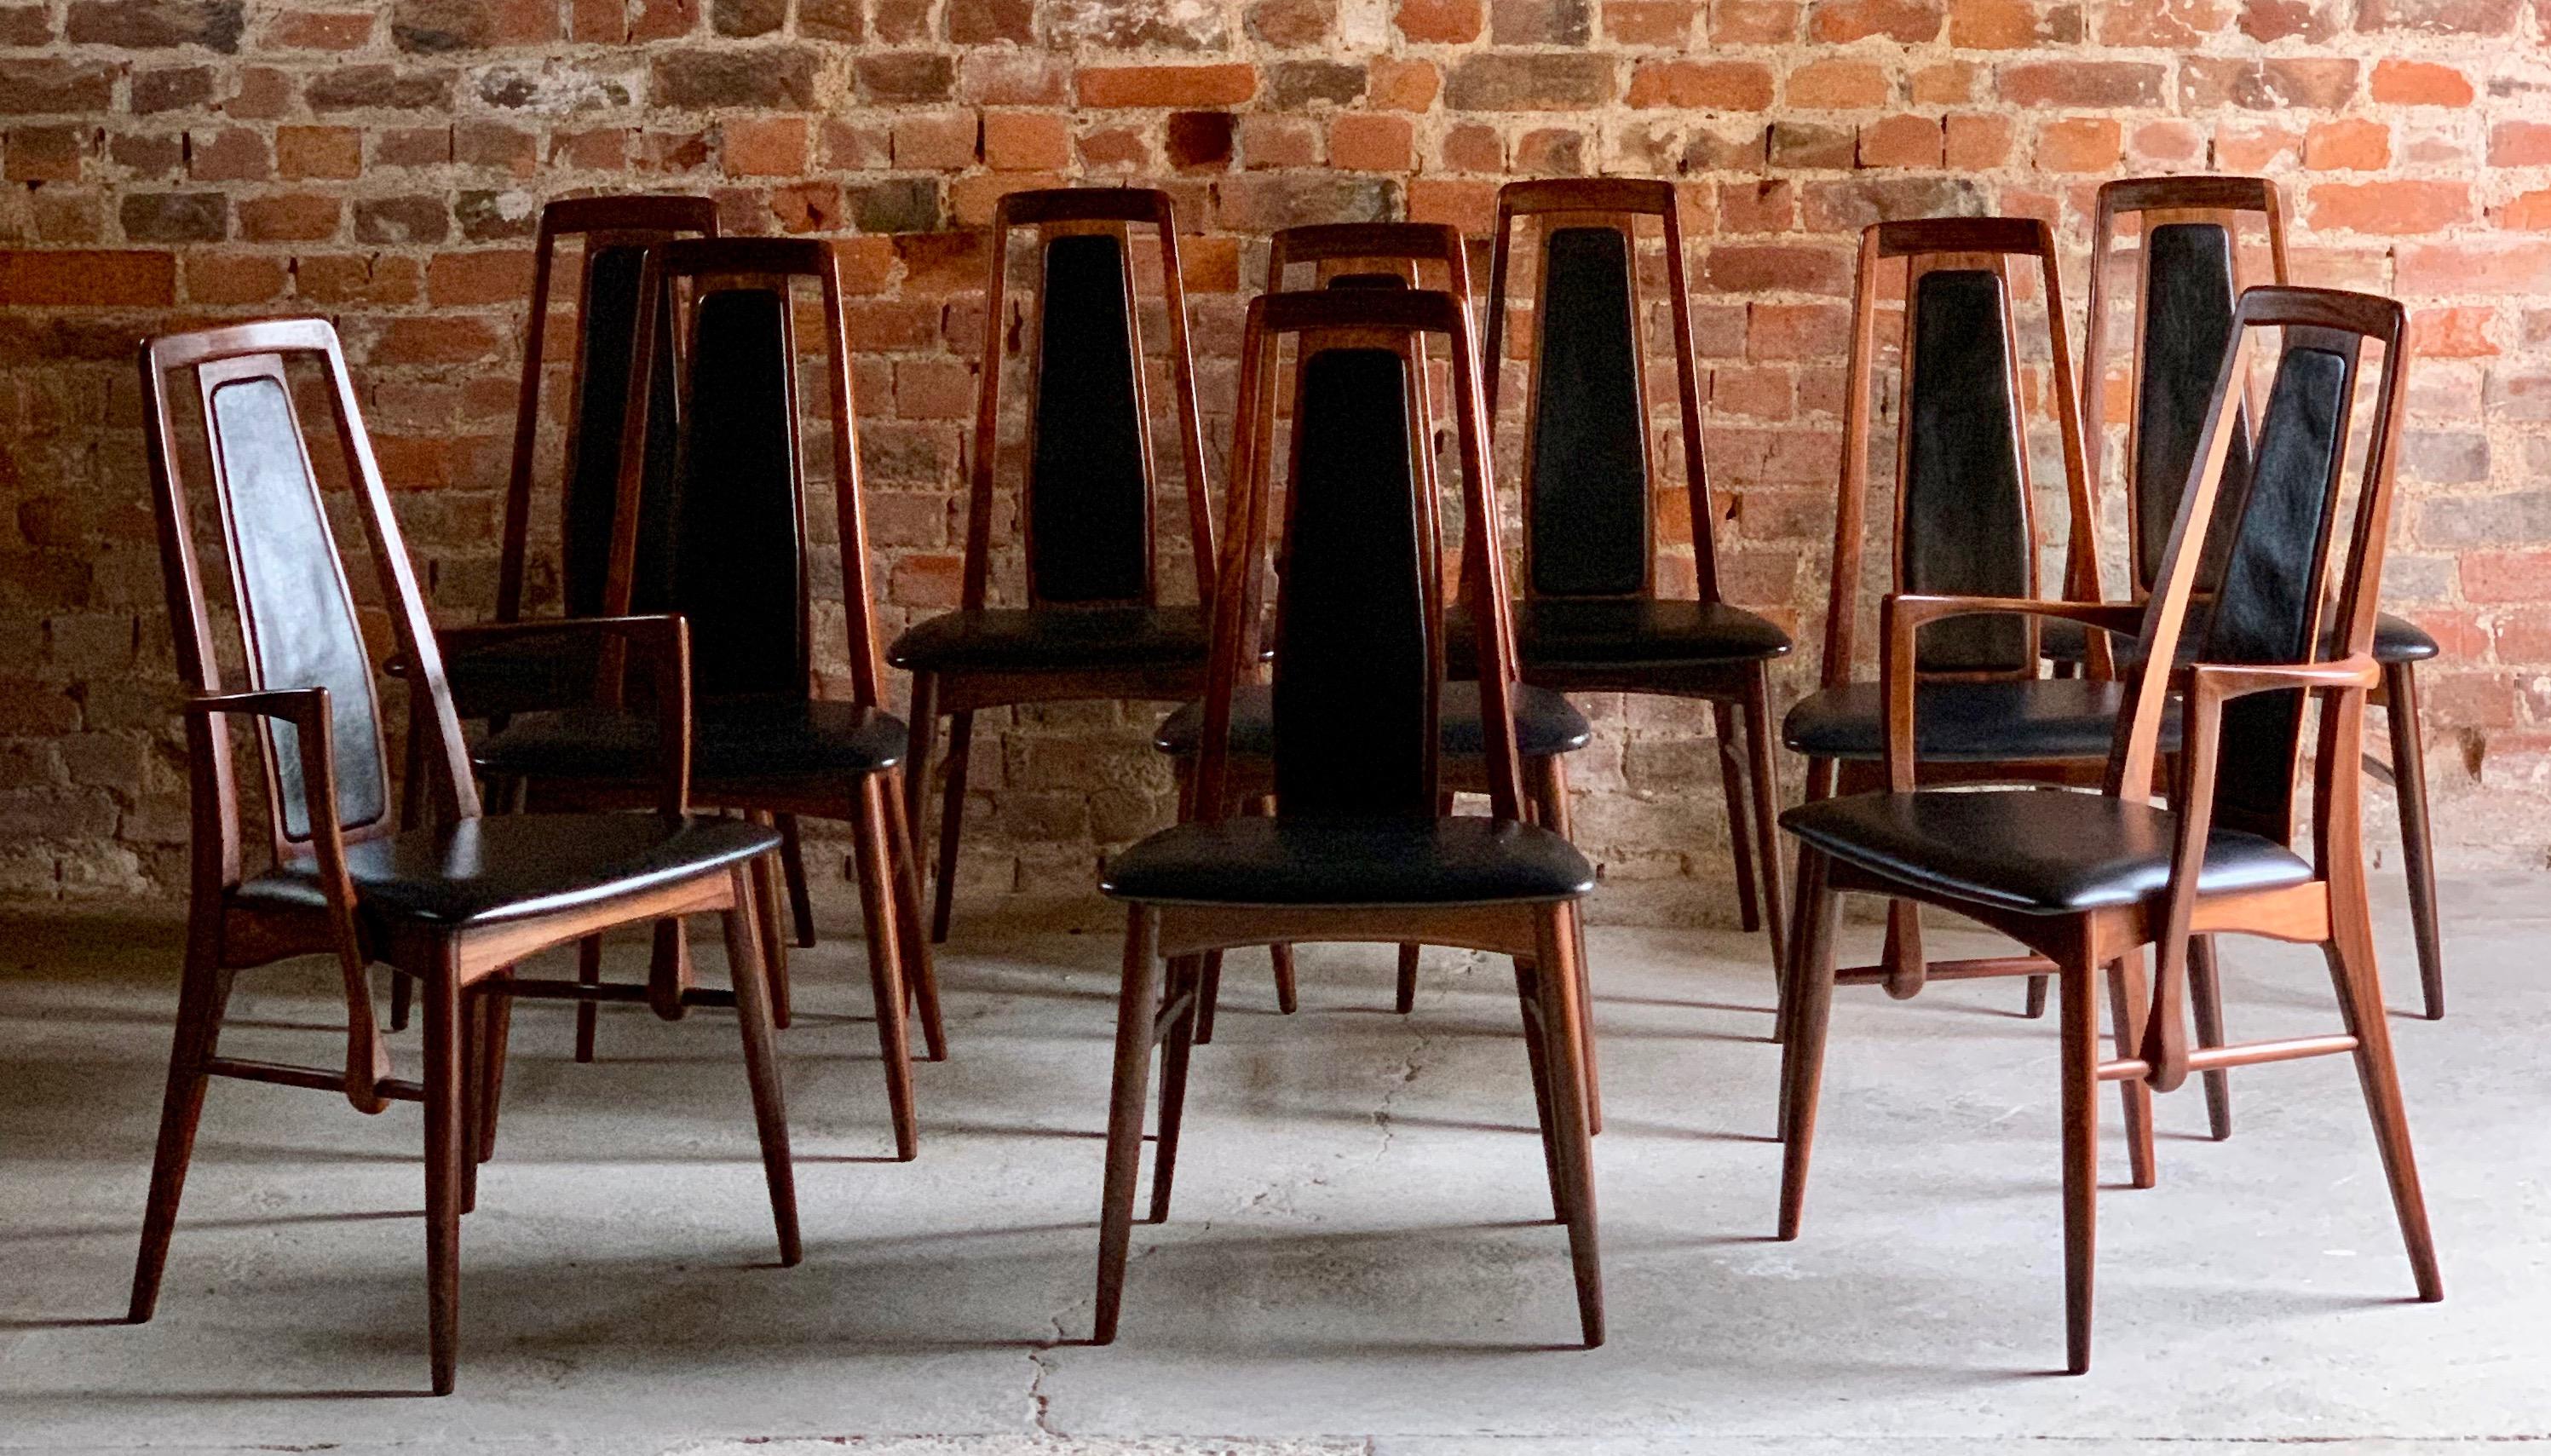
[722,868,802,1266]
[746,826,791,1028]
[1777,849,1840,1233]
[881,771,949,1062]
[776,813,818,950]
[422,952,465,1396]
[1149,954,1205,1223]
[129,926,232,1324]
[902,671,936,826]
[930,710,974,945]
[1529,757,1600,1135]
[390,974,412,1033]
[1742,671,1789,972]
[2058,956,2099,1375]
[2188,934,2233,1141]
[1094,906,1166,1345]
[2104,952,2157,1189]
[1531,902,1604,1348]
[1270,943,1298,1014]
[1195,951,1224,1045]
[850,778,919,1161]
[475,968,514,1168]
[1714,700,1763,934]
[2326,899,2444,1303]
[2024,974,2051,1019]
[1395,944,1421,1014]
[572,935,602,1063]
[1512,957,1568,1223]
[2384,664,2446,1020]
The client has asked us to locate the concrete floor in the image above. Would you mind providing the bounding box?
[3,878,2546,1454]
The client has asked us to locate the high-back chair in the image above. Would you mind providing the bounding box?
[1776,285,2440,1374]
[1156,222,1597,1043]
[888,187,1216,944]
[1773,217,2198,1169]
[1482,178,1794,971]
[2073,177,2446,1022]
[1093,287,1603,1348]
[389,196,720,1039]
[473,238,942,1161]
[130,319,795,1395]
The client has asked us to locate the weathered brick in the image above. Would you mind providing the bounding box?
[651,47,818,108]
[1445,52,1615,110]
[0,250,176,307]
[0,60,118,113]
[118,192,226,242]
[66,0,244,50]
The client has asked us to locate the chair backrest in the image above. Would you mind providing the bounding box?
[1195,288,1526,825]
[1485,179,1719,604]
[2109,287,2408,845]
[497,194,717,626]
[141,319,484,874]
[1826,217,2097,687]
[965,187,1213,613]
[2086,176,2289,596]
[611,237,889,709]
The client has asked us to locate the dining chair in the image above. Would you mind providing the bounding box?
[888,187,1218,945]
[130,318,796,1395]
[1478,177,1794,970]
[1777,285,2441,1374]
[2062,176,2447,1022]
[1155,221,1594,1047]
[472,237,942,1160]
[390,194,722,1040]
[1092,285,1603,1347]
[1775,216,2197,1172]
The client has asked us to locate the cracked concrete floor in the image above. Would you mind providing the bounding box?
[3,877,2547,1454]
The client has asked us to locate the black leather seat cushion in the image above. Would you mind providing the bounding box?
[1102,814,1594,907]
[887,605,1213,675]
[1444,597,1793,671]
[2038,609,2439,667]
[1782,678,2180,763]
[1782,788,2312,916]
[477,698,907,785]
[1152,682,1592,760]
[233,813,780,929]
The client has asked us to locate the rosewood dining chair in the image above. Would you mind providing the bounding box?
[2062,176,2447,1023]
[1155,221,1595,1045]
[1093,285,1603,1347]
[470,237,942,1160]
[887,187,1218,944]
[1775,216,2200,1172]
[130,318,796,1396]
[391,194,723,1039]
[1477,177,1794,970]
[1777,285,2441,1374]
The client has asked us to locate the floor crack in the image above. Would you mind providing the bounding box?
[1024,1311,1066,1437]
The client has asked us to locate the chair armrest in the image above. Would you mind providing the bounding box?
[184,688,392,1111]
[435,615,696,816]
[1874,594,2151,791]
[2137,653,2379,1093]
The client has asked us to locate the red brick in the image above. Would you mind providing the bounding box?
[2098,0,2231,43]
[721,116,808,176]
[1997,60,2165,107]
[1627,60,1772,111]
[2395,239,2551,296]
[1079,65,1257,108]
[1807,0,1941,40]
[2500,190,2551,233]
[1327,112,1414,171]
[2303,118,2388,170]
[2462,551,2551,604]
[2371,59,2473,106]
[183,251,286,304]
[1943,112,2013,169]
[1785,59,1888,109]
[2035,117,2120,172]
[0,250,176,306]
[2306,180,2472,235]
[275,125,361,180]
[1604,0,1697,42]
[427,249,534,306]
[367,316,501,365]
[983,112,1070,171]
[1368,58,1440,111]
[267,9,372,47]
[1857,113,1942,167]
[1397,0,1484,40]
[2410,306,2498,357]
[2491,122,2551,167]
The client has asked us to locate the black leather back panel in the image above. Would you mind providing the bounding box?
[1528,226,1649,597]
[1902,268,2032,673]
[562,244,683,619]
[210,376,388,839]
[2197,344,2352,827]
[1272,347,1437,819]
[668,287,804,700]
[2134,223,2250,592]
[1028,233,1150,604]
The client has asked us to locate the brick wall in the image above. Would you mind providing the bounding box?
[4,0,2548,924]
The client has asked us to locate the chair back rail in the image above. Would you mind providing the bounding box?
[498,195,717,624]
[2084,176,2288,595]
[610,237,889,710]
[1197,289,1524,826]
[1484,178,1719,604]
[965,187,1214,613]
[1825,217,2099,690]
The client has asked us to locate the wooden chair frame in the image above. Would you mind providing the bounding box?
[1483,177,1792,975]
[130,319,794,1395]
[1779,286,2440,1373]
[901,187,1216,943]
[1095,286,1601,1349]
[2084,176,2446,1023]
